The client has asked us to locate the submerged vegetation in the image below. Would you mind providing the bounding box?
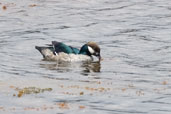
[11,86,52,97]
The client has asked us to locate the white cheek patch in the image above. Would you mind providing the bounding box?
[88,46,95,54]
[54,51,57,55]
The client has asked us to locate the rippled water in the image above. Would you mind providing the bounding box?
[0,0,171,113]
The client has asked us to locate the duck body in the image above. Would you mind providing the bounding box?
[35,41,101,62]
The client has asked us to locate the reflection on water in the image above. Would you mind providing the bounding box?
[81,62,101,76]
[40,61,72,72]
[39,61,101,75]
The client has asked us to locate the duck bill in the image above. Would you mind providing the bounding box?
[97,55,102,61]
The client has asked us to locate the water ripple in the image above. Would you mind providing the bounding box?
[0,0,171,113]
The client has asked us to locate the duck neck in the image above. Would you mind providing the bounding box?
[79,44,91,56]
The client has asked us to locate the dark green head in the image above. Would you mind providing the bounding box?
[79,42,101,61]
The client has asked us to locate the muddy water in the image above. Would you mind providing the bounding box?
[0,0,171,113]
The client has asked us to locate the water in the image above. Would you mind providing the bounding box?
[0,0,171,113]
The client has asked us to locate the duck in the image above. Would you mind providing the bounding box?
[35,41,101,62]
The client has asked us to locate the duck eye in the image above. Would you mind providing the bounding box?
[95,52,99,56]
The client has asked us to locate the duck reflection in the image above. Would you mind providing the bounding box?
[39,61,101,74]
[81,62,101,76]
[39,61,72,72]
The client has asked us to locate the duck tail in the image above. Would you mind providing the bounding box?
[35,46,55,59]
[35,46,42,52]
[35,46,46,58]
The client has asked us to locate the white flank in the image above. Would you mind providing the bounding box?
[58,53,92,62]
[41,50,92,62]
[88,46,95,54]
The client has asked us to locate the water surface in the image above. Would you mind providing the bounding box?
[0,0,171,113]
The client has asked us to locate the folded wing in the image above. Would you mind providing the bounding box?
[52,41,79,54]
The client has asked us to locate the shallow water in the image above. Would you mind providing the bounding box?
[0,0,171,113]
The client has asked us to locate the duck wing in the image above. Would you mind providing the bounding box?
[52,41,79,54]
[69,46,79,54]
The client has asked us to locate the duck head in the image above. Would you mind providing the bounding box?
[79,42,101,61]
